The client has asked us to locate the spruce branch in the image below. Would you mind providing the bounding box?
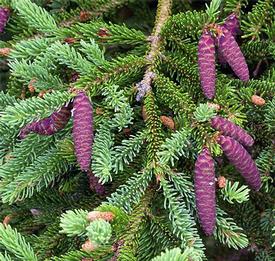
[220,181,250,204]
[106,169,153,213]
[0,223,38,261]
[112,130,147,174]
[60,209,89,237]
[0,252,12,261]
[151,247,194,261]
[0,145,71,204]
[136,0,172,100]
[92,121,114,184]
[160,178,205,260]
[12,0,58,33]
[215,208,249,249]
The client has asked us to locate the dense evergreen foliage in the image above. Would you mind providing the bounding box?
[0,0,274,260]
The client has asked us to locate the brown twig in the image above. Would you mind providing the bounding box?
[136,0,172,100]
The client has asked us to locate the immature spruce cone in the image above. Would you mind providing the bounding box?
[72,91,93,171]
[19,104,72,139]
[224,13,240,37]
[217,13,240,65]
[0,7,10,33]
[198,30,216,99]
[217,26,249,81]
[87,170,105,195]
[211,116,254,147]
[51,103,72,131]
[217,135,261,190]
[194,147,216,235]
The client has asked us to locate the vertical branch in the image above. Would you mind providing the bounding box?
[136,0,172,100]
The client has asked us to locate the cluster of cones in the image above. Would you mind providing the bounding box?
[198,13,249,99]
[19,91,104,195]
[194,115,261,236]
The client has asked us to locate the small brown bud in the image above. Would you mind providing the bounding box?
[123,128,131,136]
[100,212,115,222]
[81,240,97,252]
[207,102,221,111]
[0,47,11,56]
[141,106,147,121]
[28,79,36,93]
[160,116,175,130]
[87,211,115,222]
[79,11,91,22]
[3,215,12,226]
[64,37,77,44]
[217,176,226,188]
[96,107,104,115]
[87,211,102,222]
[38,89,52,98]
[251,95,265,106]
[97,28,110,38]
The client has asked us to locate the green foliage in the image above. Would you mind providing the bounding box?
[102,84,133,130]
[107,169,152,213]
[92,121,114,184]
[160,178,205,260]
[241,0,275,40]
[12,0,58,33]
[95,204,129,235]
[0,145,71,204]
[157,128,193,166]
[0,91,72,129]
[151,247,194,261]
[0,0,274,260]
[0,223,38,261]
[112,130,146,174]
[220,181,250,204]
[86,219,112,245]
[193,104,216,122]
[215,209,249,250]
[60,209,89,237]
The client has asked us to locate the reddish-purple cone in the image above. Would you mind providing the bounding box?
[87,170,105,195]
[217,25,249,81]
[19,104,72,139]
[217,13,240,65]
[194,147,216,236]
[72,91,93,171]
[0,7,10,33]
[224,13,240,37]
[217,135,261,190]
[211,116,254,147]
[198,31,216,99]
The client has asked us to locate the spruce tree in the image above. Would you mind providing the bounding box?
[0,0,274,260]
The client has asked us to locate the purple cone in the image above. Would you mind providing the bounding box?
[224,13,240,37]
[217,13,240,65]
[198,30,216,99]
[217,135,261,190]
[72,91,93,171]
[194,147,216,236]
[0,7,10,33]
[19,104,72,139]
[51,103,72,131]
[217,25,249,81]
[87,170,105,195]
[211,116,254,147]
